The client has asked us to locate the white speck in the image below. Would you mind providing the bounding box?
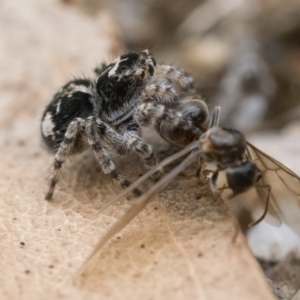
[56,100,61,113]
[73,85,94,95]
[42,112,55,140]
[108,58,128,77]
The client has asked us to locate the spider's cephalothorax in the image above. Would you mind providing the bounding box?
[41,49,206,200]
[95,51,156,125]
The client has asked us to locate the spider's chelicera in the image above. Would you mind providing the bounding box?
[41,50,208,200]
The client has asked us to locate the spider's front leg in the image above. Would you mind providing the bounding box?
[85,117,142,196]
[118,124,161,182]
[94,119,161,182]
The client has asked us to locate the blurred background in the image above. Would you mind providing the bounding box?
[66,0,300,133]
[1,0,300,298]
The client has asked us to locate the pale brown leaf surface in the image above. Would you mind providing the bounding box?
[78,180,275,300]
[0,1,275,299]
[0,133,276,300]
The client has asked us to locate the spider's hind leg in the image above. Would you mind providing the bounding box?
[45,117,85,200]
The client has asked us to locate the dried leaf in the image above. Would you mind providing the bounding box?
[0,1,276,298]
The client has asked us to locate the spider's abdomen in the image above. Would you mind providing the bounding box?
[41,79,95,153]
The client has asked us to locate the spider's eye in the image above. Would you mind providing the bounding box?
[112,75,119,81]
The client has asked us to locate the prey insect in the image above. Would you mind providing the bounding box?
[79,107,300,269]
[41,50,207,200]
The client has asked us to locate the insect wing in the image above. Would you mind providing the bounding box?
[78,150,200,274]
[246,142,300,233]
[98,140,201,213]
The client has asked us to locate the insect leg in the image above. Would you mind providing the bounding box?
[196,157,206,178]
[248,184,271,227]
[209,170,219,194]
[45,117,84,200]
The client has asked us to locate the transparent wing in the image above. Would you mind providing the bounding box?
[77,150,200,275]
[246,142,300,230]
[98,140,201,213]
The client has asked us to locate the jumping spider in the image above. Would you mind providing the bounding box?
[41,50,208,200]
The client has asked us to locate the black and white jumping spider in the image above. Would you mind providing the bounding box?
[41,50,208,200]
